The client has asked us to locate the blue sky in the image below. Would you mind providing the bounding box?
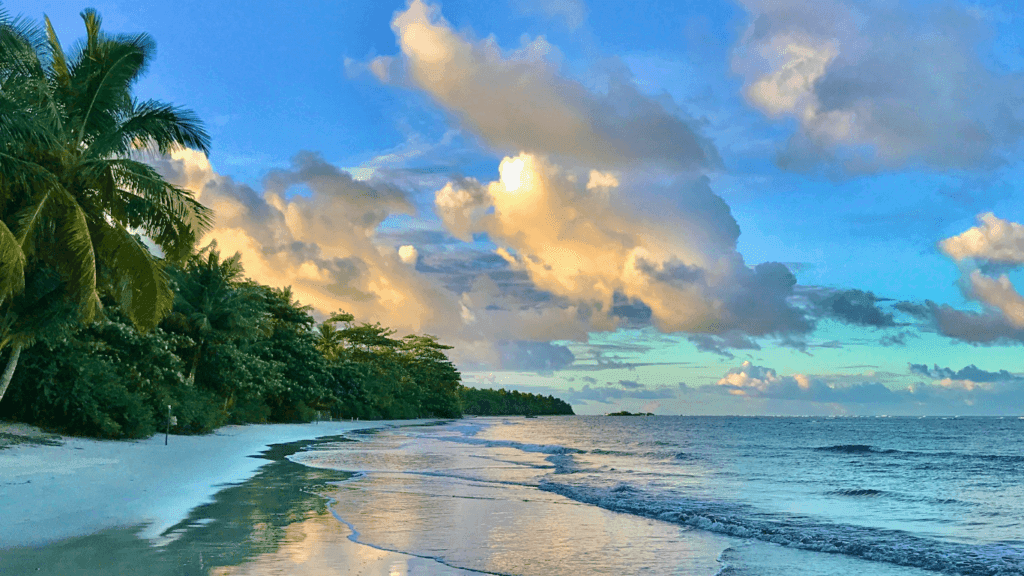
[14,0,1024,415]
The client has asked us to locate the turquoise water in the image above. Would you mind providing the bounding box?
[293,416,1024,575]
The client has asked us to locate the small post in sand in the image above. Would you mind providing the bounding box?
[166,405,171,445]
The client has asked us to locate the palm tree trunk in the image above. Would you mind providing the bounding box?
[187,341,203,386]
[0,342,24,405]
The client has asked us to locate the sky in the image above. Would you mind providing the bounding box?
[13,0,1024,415]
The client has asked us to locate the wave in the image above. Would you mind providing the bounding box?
[827,488,885,497]
[815,444,889,454]
[539,481,1024,575]
[435,435,583,455]
[815,444,1024,465]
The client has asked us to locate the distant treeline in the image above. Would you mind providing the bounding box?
[461,387,575,416]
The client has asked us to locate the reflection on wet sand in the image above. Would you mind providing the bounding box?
[0,435,478,576]
[316,434,729,576]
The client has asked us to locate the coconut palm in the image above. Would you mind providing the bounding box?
[0,7,212,404]
[161,244,266,387]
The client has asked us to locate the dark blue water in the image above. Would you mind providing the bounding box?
[293,416,1024,575]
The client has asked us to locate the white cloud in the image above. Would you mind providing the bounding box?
[374,0,716,169]
[435,153,809,337]
[935,214,1024,338]
[734,0,1024,172]
[940,213,1024,264]
[968,271,1024,329]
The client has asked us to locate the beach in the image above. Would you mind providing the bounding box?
[4,416,1021,575]
[0,419,482,576]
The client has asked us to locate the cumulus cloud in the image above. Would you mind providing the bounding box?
[934,214,1024,341]
[714,362,908,405]
[152,149,458,334]
[435,153,811,340]
[152,150,616,370]
[941,213,1024,265]
[909,363,1014,386]
[927,301,1024,345]
[710,361,1024,414]
[397,245,419,264]
[373,0,717,169]
[734,0,1024,172]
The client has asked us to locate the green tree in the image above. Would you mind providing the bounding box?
[313,311,353,362]
[161,244,264,387]
[0,8,211,405]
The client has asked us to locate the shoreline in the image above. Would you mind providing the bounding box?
[0,418,444,549]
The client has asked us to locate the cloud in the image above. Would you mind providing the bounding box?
[496,340,575,371]
[909,363,1014,384]
[435,153,811,340]
[398,245,419,264]
[941,213,1024,265]
[152,150,460,335]
[934,214,1024,341]
[804,288,896,327]
[927,301,1024,345]
[710,361,1024,414]
[565,384,677,405]
[734,0,1024,172]
[373,0,717,169]
[688,331,761,358]
[152,150,612,370]
[618,380,643,389]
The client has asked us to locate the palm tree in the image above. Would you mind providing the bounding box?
[314,311,354,361]
[0,8,212,404]
[161,244,266,387]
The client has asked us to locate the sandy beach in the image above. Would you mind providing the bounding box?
[0,419,482,576]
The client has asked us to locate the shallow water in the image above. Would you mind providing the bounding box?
[293,416,1024,575]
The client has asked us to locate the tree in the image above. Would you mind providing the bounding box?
[313,311,353,362]
[161,244,265,387]
[0,8,211,404]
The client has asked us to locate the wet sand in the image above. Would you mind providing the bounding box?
[0,420,480,575]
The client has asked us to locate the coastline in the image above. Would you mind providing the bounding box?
[0,418,442,549]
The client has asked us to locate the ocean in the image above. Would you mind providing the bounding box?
[291,416,1024,576]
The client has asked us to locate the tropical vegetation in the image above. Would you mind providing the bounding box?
[0,7,573,438]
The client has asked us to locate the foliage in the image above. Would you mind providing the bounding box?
[0,7,576,439]
[0,309,221,438]
[0,7,211,406]
[460,387,575,416]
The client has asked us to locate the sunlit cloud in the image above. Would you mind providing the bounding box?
[371,0,717,169]
[435,152,810,338]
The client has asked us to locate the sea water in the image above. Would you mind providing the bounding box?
[290,416,1024,575]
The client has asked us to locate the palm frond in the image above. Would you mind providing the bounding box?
[0,218,26,304]
[93,218,172,331]
[63,11,157,148]
[42,15,70,90]
[90,99,210,157]
[103,158,213,260]
[11,175,63,258]
[52,189,101,321]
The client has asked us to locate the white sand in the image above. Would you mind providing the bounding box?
[0,420,432,549]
